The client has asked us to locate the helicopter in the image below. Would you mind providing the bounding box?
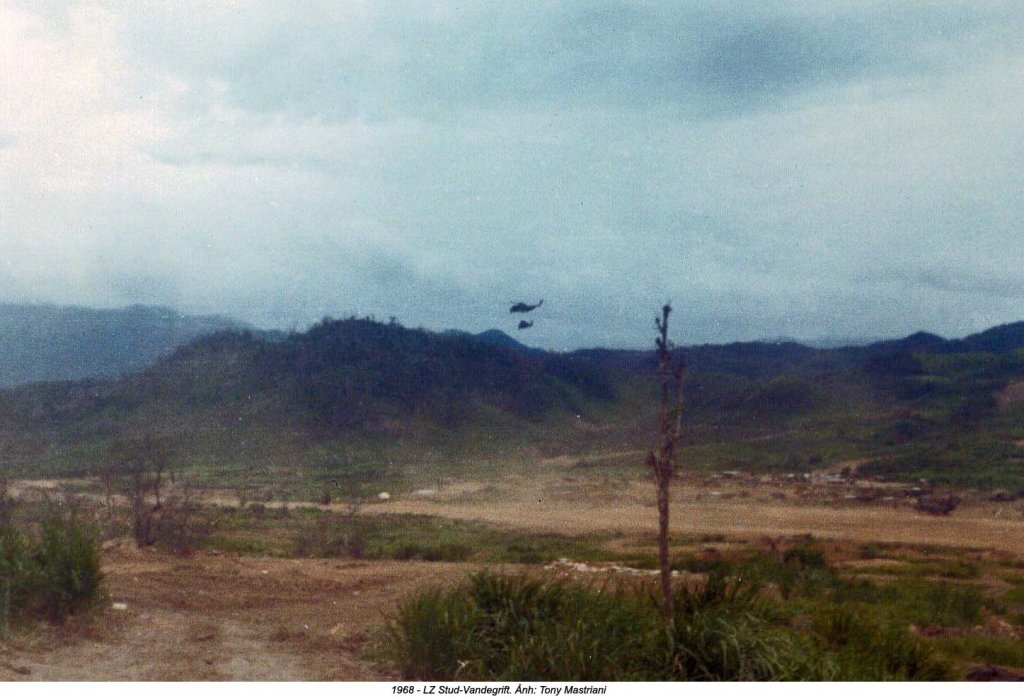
[509,299,543,313]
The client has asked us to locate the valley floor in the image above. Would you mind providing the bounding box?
[6,468,1024,680]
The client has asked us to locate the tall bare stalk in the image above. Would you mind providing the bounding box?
[647,304,685,621]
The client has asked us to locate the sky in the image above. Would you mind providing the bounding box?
[1,2,1022,349]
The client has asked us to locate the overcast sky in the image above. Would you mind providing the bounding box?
[1,2,1022,348]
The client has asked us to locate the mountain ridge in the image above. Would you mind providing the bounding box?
[0,302,248,386]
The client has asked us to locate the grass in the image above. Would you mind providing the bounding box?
[380,531,1024,680]
[287,513,613,564]
[186,505,617,563]
[191,510,1023,651]
[386,570,955,681]
[34,518,104,621]
[933,636,1024,668]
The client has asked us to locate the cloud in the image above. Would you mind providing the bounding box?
[120,3,1022,121]
[1,2,1023,347]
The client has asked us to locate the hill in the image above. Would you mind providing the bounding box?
[7,315,1024,493]
[0,317,620,490]
[0,303,247,386]
[149,317,615,431]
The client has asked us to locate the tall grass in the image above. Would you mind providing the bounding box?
[811,604,953,680]
[386,570,954,681]
[389,573,662,680]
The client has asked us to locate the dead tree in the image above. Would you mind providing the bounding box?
[647,303,685,621]
[104,435,173,546]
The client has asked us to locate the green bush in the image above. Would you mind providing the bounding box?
[0,519,103,629]
[669,603,827,680]
[876,581,986,628]
[35,520,103,621]
[783,537,828,569]
[0,527,37,631]
[387,542,474,562]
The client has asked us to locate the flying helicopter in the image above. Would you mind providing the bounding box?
[509,299,543,313]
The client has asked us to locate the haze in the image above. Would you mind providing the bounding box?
[1,1,1022,349]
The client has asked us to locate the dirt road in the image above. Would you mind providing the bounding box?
[365,475,1024,555]
[376,496,1024,554]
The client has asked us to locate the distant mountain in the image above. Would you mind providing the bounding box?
[0,303,247,386]
[955,322,1024,354]
[860,323,1024,357]
[759,336,885,349]
[7,314,1024,489]
[472,329,533,351]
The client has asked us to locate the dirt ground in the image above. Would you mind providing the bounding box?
[0,548,477,681]
[360,474,1024,556]
[8,470,1024,680]
[378,494,1024,555]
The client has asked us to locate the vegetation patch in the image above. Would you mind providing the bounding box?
[386,570,954,681]
[1,517,103,631]
[287,513,611,564]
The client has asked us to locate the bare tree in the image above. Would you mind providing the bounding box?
[104,435,173,547]
[647,303,685,621]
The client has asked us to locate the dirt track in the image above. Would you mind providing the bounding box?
[376,496,1024,554]
[210,472,1024,555]
[0,549,474,681]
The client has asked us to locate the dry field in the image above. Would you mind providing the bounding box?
[0,547,480,680]
[360,468,1024,556]
[5,466,1024,680]
[379,486,1024,555]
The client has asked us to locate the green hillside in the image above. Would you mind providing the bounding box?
[5,316,1024,495]
[0,317,622,493]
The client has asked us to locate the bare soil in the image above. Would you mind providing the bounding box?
[369,475,1024,556]
[0,547,477,681]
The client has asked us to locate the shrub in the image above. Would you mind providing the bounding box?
[668,607,827,680]
[387,542,473,562]
[667,569,833,680]
[292,514,366,559]
[34,519,103,621]
[387,586,484,680]
[0,527,37,632]
[153,486,207,554]
[858,543,882,560]
[783,537,827,569]
[0,477,15,529]
[740,553,835,600]
[0,518,103,629]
